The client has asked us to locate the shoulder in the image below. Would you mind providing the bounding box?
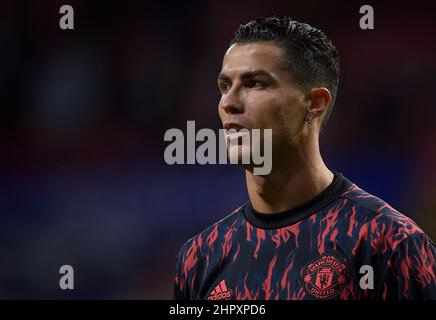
[341,183,428,250]
[177,203,247,257]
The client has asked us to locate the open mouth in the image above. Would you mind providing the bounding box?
[223,123,250,133]
[224,126,250,145]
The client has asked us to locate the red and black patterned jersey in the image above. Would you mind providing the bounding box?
[173,172,436,300]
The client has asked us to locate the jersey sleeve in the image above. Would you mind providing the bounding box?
[173,245,189,300]
[379,233,436,299]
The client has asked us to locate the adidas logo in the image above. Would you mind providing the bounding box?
[207,279,232,300]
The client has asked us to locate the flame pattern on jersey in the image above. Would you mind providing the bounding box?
[173,173,436,300]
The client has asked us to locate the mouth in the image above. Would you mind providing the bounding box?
[223,123,250,145]
[223,123,246,132]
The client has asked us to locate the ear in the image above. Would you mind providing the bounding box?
[305,87,332,119]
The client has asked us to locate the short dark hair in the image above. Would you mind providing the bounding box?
[230,16,340,130]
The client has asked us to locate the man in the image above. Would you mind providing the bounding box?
[173,16,436,300]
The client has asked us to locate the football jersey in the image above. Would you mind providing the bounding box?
[173,172,436,300]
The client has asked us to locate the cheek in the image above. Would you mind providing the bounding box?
[245,93,283,128]
[265,94,305,144]
[278,94,305,128]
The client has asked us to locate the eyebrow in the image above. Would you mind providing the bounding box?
[218,69,275,82]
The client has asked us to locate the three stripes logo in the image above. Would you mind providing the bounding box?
[207,279,232,300]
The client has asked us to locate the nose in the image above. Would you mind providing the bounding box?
[220,87,244,114]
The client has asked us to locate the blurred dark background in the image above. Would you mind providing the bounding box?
[1,0,435,299]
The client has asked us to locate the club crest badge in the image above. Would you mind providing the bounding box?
[301,253,350,299]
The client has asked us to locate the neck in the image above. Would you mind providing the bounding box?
[245,135,334,213]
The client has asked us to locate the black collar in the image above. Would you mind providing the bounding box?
[243,171,353,229]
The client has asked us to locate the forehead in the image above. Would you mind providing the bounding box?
[221,42,286,76]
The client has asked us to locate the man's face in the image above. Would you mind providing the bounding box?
[218,42,308,163]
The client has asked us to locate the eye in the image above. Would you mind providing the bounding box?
[219,82,231,93]
[246,80,265,89]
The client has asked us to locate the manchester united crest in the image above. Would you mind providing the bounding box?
[301,253,349,299]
